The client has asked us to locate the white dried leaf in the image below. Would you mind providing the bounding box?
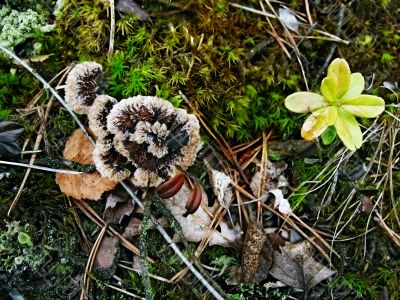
[209,168,232,209]
[269,189,292,215]
[164,183,241,246]
[279,8,299,33]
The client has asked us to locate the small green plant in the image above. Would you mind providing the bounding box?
[285,58,385,150]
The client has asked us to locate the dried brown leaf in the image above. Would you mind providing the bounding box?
[250,159,288,197]
[103,189,135,224]
[56,129,117,200]
[269,240,336,290]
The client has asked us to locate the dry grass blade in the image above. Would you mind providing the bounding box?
[118,263,172,283]
[108,0,115,57]
[0,160,83,175]
[304,0,313,25]
[80,224,108,300]
[375,213,400,248]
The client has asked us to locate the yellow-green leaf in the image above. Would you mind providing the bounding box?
[320,77,337,103]
[341,95,385,118]
[327,58,351,99]
[341,73,365,99]
[285,92,328,113]
[335,108,362,151]
[301,106,337,140]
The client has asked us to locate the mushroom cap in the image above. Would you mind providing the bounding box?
[93,96,201,187]
[65,62,103,115]
[88,95,118,139]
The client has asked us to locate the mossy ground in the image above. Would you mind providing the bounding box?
[0,0,399,299]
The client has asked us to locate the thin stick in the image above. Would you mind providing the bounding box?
[108,0,115,58]
[0,160,83,174]
[229,2,276,18]
[304,0,313,25]
[118,263,172,283]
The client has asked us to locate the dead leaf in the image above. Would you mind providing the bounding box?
[56,129,117,200]
[164,183,241,247]
[360,195,373,213]
[116,0,150,21]
[103,189,135,224]
[94,236,119,280]
[269,240,336,290]
[123,216,168,238]
[269,189,292,215]
[207,166,233,209]
[279,7,299,33]
[241,222,272,284]
[0,120,24,158]
[250,159,288,197]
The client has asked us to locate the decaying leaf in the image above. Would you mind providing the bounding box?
[279,7,299,33]
[116,0,150,21]
[250,159,288,197]
[269,189,292,215]
[123,216,168,238]
[269,240,336,290]
[0,120,24,158]
[207,166,233,209]
[241,222,272,284]
[164,183,241,247]
[103,189,135,224]
[56,129,117,200]
[94,236,119,280]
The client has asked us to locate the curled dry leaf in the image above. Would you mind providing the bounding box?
[269,240,336,290]
[103,189,135,224]
[269,189,292,215]
[164,183,241,247]
[250,159,288,197]
[56,129,117,200]
[0,120,24,158]
[207,166,233,209]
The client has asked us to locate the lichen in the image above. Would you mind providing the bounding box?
[0,6,54,50]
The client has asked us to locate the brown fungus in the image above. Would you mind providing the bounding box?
[88,95,118,139]
[65,62,103,114]
[93,96,201,187]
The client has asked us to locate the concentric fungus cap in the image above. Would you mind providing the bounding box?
[88,95,118,139]
[65,62,103,114]
[92,96,201,187]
